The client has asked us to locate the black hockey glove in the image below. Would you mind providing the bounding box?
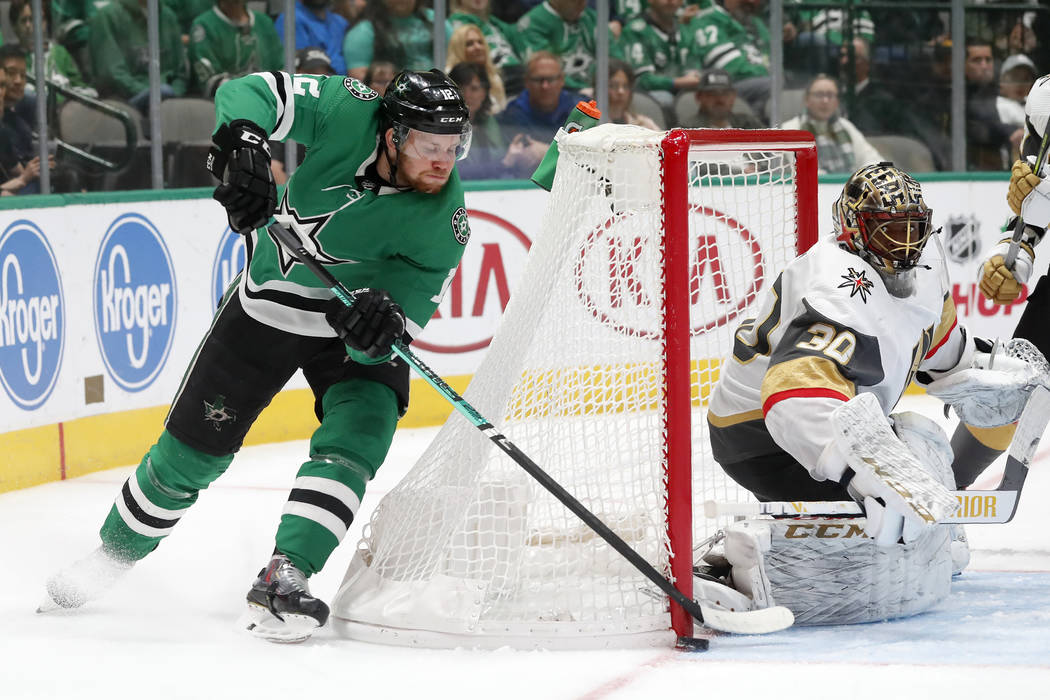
[208,119,277,234]
[325,289,407,360]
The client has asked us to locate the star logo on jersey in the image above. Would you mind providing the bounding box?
[838,267,874,302]
[451,207,470,245]
[269,195,357,275]
[203,395,237,430]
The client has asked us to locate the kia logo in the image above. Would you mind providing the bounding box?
[575,205,765,338]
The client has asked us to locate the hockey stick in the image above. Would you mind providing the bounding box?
[1004,126,1050,269]
[266,221,794,640]
[706,384,1050,524]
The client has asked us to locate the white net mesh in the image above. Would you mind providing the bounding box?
[331,125,812,648]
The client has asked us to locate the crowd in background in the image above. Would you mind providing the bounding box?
[0,0,1047,192]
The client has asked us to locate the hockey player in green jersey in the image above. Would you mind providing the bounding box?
[42,69,473,644]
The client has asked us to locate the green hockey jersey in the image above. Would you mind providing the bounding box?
[688,3,769,79]
[619,14,697,93]
[190,6,283,96]
[517,2,599,90]
[789,0,875,45]
[213,72,470,342]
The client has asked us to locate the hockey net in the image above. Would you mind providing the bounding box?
[331,126,818,648]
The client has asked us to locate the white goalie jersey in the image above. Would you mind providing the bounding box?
[707,235,968,476]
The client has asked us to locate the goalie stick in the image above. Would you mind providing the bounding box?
[1005,123,1050,269]
[266,222,795,643]
[705,384,1050,524]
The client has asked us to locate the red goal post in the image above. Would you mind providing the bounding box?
[662,129,818,639]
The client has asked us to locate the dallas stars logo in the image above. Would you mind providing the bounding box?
[269,195,358,275]
[203,395,237,430]
[838,267,874,302]
[451,207,470,245]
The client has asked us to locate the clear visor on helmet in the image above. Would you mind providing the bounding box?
[396,124,473,162]
[858,210,933,269]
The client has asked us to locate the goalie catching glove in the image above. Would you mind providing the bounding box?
[926,337,1050,427]
[208,120,278,234]
[325,289,406,360]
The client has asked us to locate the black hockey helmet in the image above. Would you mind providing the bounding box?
[381,69,470,135]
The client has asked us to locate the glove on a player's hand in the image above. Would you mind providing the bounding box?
[1007,158,1041,215]
[815,440,924,547]
[208,120,277,234]
[325,289,406,359]
[979,238,1035,304]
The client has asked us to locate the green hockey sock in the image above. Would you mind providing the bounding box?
[100,430,235,561]
[276,378,399,574]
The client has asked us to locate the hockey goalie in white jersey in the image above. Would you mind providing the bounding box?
[703,162,1046,626]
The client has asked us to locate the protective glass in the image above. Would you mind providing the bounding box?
[399,125,473,162]
[858,211,933,269]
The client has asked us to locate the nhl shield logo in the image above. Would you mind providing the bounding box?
[451,207,470,245]
[943,213,981,264]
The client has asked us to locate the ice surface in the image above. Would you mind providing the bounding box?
[3,396,1048,699]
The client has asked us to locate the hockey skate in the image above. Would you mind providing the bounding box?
[39,546,134,612]
[245,553,329,643]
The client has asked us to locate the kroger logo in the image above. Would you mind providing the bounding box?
[211,227,246,308]
[93,213,177,392]
[0,220,65,410]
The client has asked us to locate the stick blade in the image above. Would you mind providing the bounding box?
[698,602,795,635]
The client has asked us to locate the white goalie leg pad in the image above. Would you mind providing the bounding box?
[724,517,953,626]
[890,412,970,575]
[926,338,1050,428]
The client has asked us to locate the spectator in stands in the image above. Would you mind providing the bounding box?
[446,24,507,112]
[619,0,701,108]
[781,73,883,174]
[448,61,510,179]
[0,45,35,127]
[517,0,600,92]
[297,46,338,76]
[364,60,396,95]
[0,47,55,195]
[997,53,1038,132]
[167,0,213,44]
[688,0,773,116]
[789,0,874,75]
[344,0,452,80]
[9,0,97,107]
[276,1,350,76]
[449,0,525,95]
[680,67,763,128]
[605,58,660,130]
[498,51,583,177]
[190,1,284,97]
[333,0,368,27]
[89,0,189,113]
[964,39,1023,170]
[837,37,900,136]
[51,0,101,79]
